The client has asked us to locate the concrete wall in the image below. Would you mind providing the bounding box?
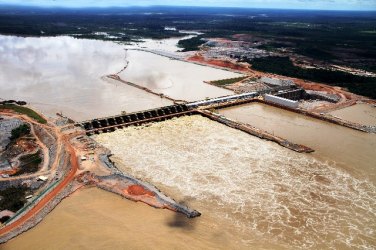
[260,77,294,87]
[264,94,299,109]
[275,89,306,101]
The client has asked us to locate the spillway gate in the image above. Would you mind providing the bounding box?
[78,104,191,135]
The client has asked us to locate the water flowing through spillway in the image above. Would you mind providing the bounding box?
[94,115,376,249]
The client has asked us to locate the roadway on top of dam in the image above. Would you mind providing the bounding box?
[77,86,375,137]
[77,91,266,134]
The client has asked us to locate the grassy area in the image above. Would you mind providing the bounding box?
[249,56,376,99]
[0,186,28,212]
[211,76,248,86]
[11,151,42,176]
[0,104,47,124]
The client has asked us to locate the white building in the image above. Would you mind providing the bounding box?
[264,94,299,109]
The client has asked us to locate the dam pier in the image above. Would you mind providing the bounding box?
[80,104,192,135]
[76,89,311,153]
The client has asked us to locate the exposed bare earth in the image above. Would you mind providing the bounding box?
[0,106,200,243]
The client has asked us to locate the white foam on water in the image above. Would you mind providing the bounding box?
[94,115,376,249]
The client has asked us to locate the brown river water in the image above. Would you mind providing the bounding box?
[329,104,376,126]
[1,35,375,249]
[118,50,236,101]
[219,103,376,182]
[0,35,237,121]
[4,113,376,249]
[0,35,172,121]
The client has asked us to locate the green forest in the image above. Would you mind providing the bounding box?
[250,56,376,99]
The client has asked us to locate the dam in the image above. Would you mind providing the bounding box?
[77,87,306,133]
[78,87,374,139]
[79,104,191,135]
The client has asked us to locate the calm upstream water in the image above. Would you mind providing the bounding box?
[118,50,236,101]
[0,35,172,121]
[0,35,236,120]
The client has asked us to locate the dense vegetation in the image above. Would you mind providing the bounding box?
[250,56,376,98]
[0,186,28,213]
[211,76,248,86]
[1,6,375,64]
[10,124,30,140]
[0,104,47,124]
[11,151,42,176]
[0,6,186,41]
[0,6,375,97]
[178,36,206,51]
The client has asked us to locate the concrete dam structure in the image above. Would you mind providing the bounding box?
[275,88,306,101]
[77,92,267,135]
[78,104,191,135]
[77,89,307,135]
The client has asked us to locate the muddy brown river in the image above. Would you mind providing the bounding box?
[1,35,375,249]
[92,115,375,249]
[118,50,236,101]
[219,103,376,182]
[329,103,376,126]
[3,187,246,250]
[0,35,237,120]
[3,113,376,249]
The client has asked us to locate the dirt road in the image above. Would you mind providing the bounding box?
[0,135,78,236]
[0,111,79,238]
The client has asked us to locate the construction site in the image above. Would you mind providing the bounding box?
[1,74,375,242]
[1,33,376,249]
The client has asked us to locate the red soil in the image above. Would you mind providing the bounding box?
[0,135,79,237]
[126,185,154,196]
[188,54,249,72]
[188,52,371,111]
[0,169,18,176]
[18,139,38,152]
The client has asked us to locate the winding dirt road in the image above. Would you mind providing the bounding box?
[0,111,79,238]
[0,136,78,236]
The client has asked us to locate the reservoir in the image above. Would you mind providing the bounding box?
[118,50,236,101]
[0,35,172,121]
[0,35,237,120]
[1,35,375,249]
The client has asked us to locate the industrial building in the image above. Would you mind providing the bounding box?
[260,77,295,87]
[264,94,299,108]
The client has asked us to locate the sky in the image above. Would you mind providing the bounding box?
[0,0,375,11]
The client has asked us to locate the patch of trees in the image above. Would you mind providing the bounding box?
[295,47,336,61]
[0,7,375,77]
[178,36,206,52]
[0,100,27,105]
[249,56,376,99]
[11,151,42,176]
[0,186,28,212]
[10,124,30,140]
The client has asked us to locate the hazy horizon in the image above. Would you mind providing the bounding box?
[0,0,375,11]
